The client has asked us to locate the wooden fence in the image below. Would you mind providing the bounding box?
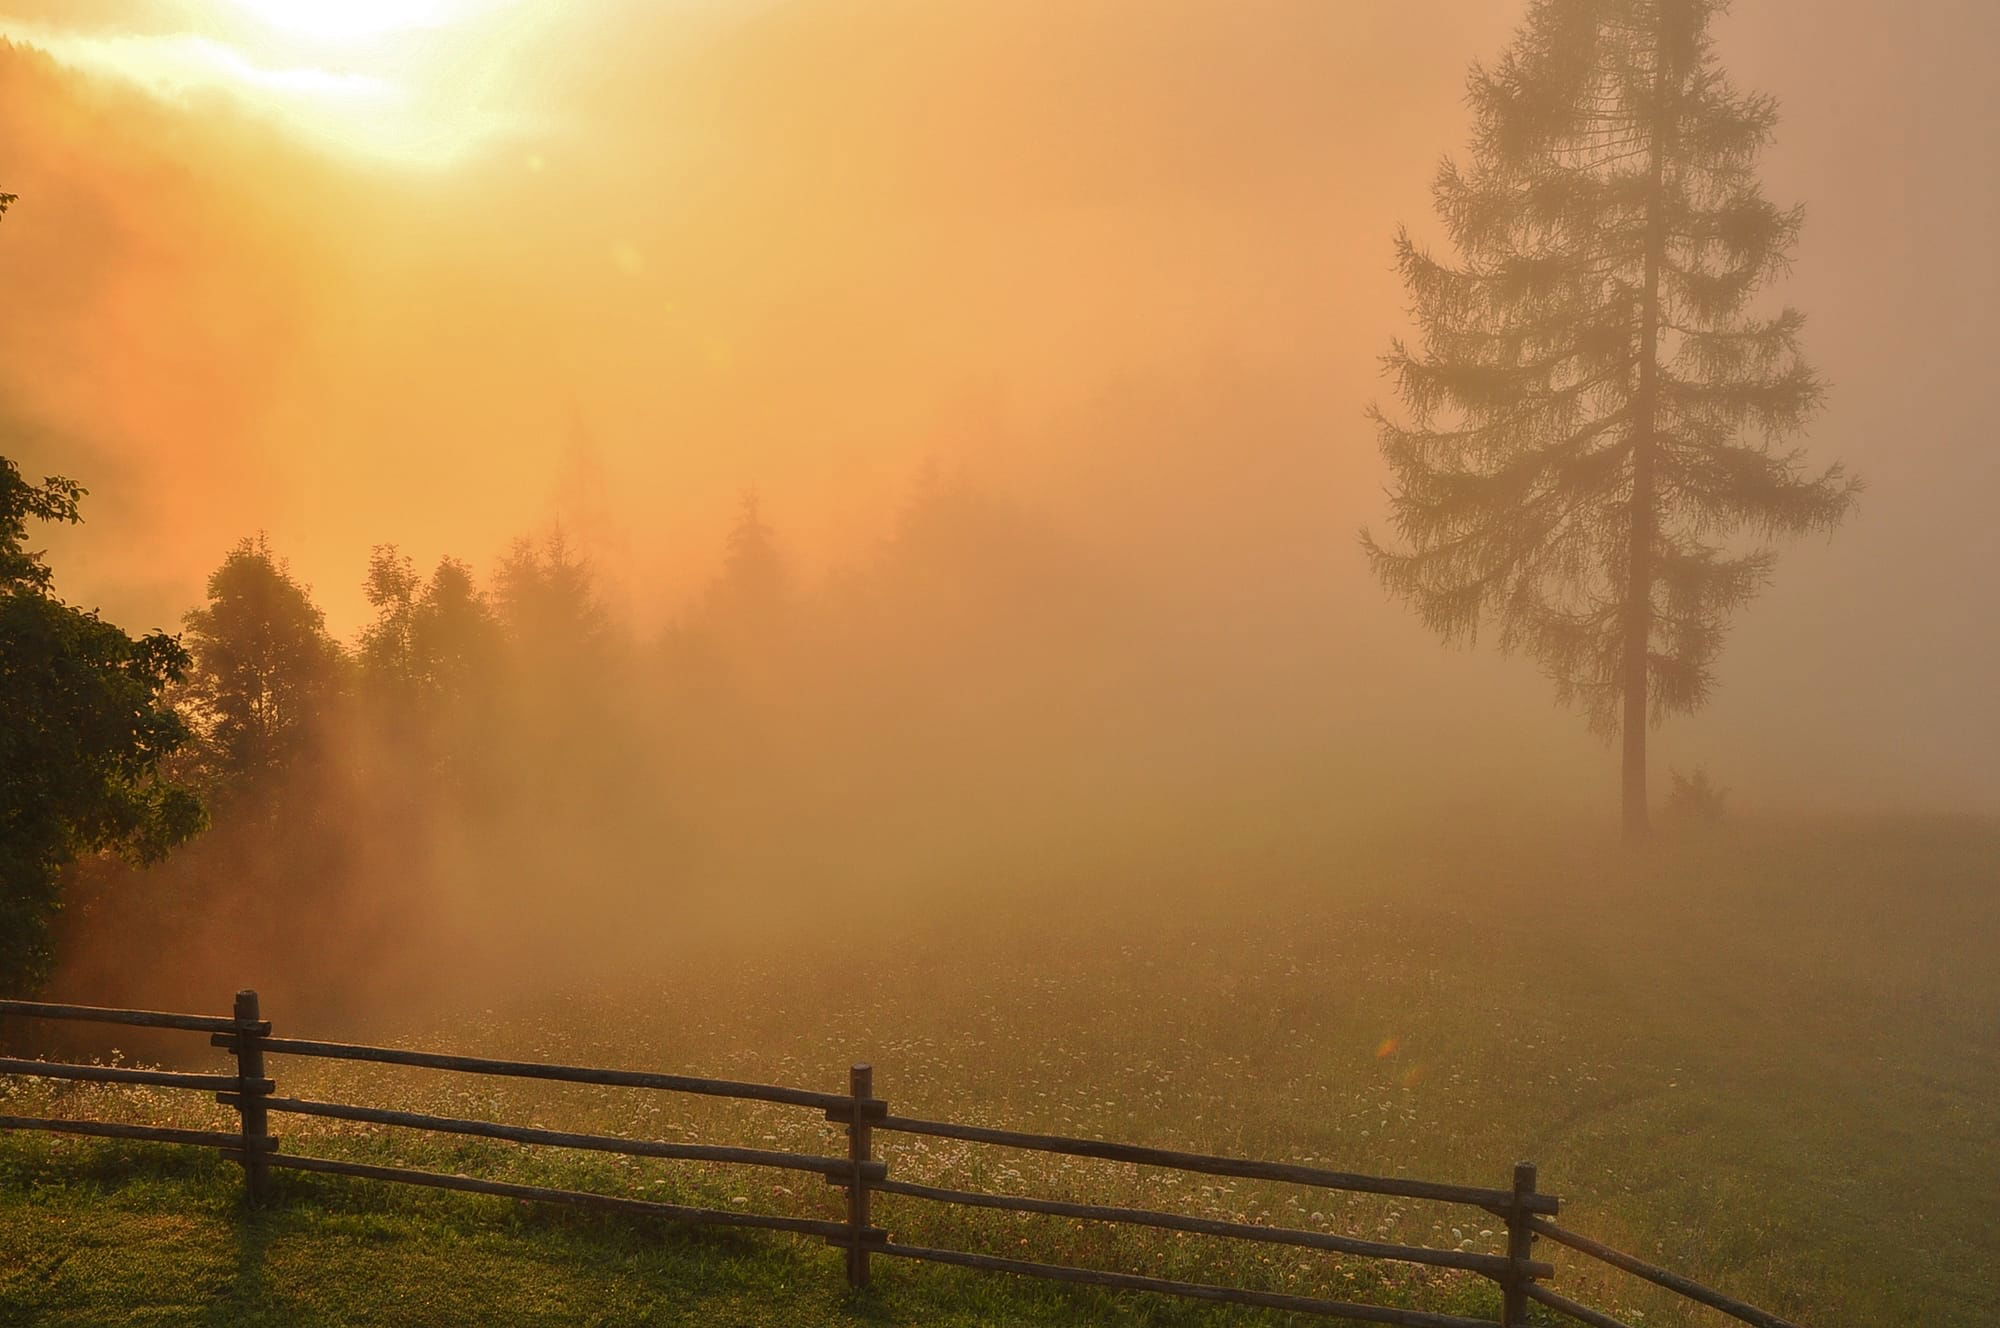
[0,993,1804,1328]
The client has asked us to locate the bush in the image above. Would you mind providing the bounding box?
[1666,767,1729,823]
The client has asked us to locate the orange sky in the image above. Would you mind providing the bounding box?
[0,0,1994,811]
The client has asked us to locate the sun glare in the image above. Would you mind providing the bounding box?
[0,0,546,166]
[224,0,464,46]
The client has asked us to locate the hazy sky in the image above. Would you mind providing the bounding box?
[0,0,1993,811]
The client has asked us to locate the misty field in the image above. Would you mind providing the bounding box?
[2,818,1993,1327]
[5,0,1997,1323]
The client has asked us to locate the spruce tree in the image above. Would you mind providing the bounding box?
[716,491,788,620]
[1364,0,1858,839]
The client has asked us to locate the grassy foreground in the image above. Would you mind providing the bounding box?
[2,816,1995,1326]
[0,1139,1306,1328]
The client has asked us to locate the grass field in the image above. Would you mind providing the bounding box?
[2,816,1994,1326]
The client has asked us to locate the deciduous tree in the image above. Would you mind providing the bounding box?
[180,535,343,786]
[0,458,203,988]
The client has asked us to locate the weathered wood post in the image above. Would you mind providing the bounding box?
[845,1062,875,1289]
[1502,1160,1540,1326]
[229,989,271,1205]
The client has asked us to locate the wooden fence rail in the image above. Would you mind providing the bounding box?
[0,992,1805,1328]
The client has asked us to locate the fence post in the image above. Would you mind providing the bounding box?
[1502,1160,1539,1326]
[844,1063,874,1289]
[229,989,271,1205]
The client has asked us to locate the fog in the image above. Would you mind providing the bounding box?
[1,1,1995,1018]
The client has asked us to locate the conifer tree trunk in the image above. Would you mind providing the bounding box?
[1624,5,1680,844]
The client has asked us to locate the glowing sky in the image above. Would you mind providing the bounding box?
[0,0,553,163]
[0,0,1993,812]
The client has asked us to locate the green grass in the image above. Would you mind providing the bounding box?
[0,1139,1167,1326]
[2,816,1995,1326]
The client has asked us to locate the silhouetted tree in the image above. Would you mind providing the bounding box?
[410,556,501,700]
[664,491,793,717]
[491,528,630,785]
[703,490,789,643]
[358,546,500,710]
[0,457,203,988]
[1364,0,1858,840]
[358,543,420,697]
[494,529,606,669]
[180,535,343,786]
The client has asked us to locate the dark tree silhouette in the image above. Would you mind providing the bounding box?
[409,556,501,700]
[713,492,788,618]
[495,530,604,654]
[1364,0,1858,840]
[358,543,421,698]
[356,546,501,785]
[0,457,203,988]
[358,545,500,706]
[180,535,344,786]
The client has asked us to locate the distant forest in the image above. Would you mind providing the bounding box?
[40,467,1168,1016]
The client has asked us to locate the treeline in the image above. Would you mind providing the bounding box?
[50,471,1151,1019]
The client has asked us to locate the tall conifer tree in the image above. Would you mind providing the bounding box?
[1364,0,1857,839]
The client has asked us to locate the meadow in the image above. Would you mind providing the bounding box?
[1,816,1994,1327]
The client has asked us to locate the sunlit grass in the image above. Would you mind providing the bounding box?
[2,817,1994,1325]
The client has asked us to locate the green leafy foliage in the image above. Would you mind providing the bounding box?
[0,456,204,989]
[357,545,502,727]
[178,535,343,788]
